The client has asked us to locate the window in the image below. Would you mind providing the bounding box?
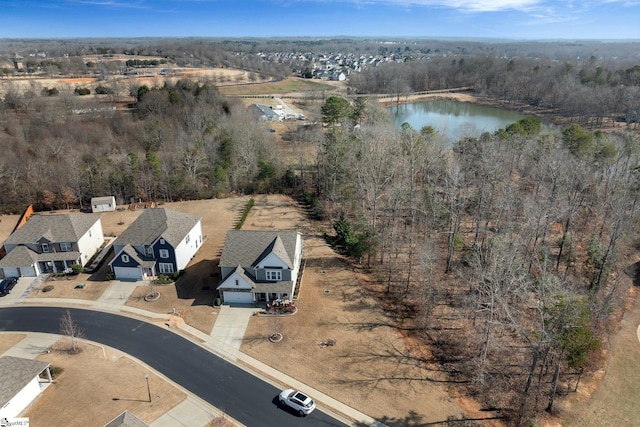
[60,242,72,252]
[159,238,165,244]
[146,246,153,256]
[41,243,49,253]
[265,270,282,281]
[159,263,174,274]
[121,254,129,263]
[185,234,190,244]
[159,249,169,259]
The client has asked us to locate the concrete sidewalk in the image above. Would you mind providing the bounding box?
[0,277,385,427]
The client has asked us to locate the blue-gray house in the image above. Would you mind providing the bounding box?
[108,208,203,280]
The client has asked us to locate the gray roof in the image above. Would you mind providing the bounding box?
[0,245,38,268]
[219,230,299,269]
[0,356,50,409]
[3,214,100,246]
[104,410,148,427]
[113,208,201,248]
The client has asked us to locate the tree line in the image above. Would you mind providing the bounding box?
[313,95,639,424]
[0,79,286,213]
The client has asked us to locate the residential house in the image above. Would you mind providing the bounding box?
[0,356,53,419]
[108,208,203,280]
[91,196,116,213]
[0,214,104,278]
[217,230,303,304]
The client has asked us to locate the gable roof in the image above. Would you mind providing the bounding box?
[3,214,100,246]
[0,356,50,410]
[113,208,201,248]
[109,243,156,268]
[219,230,299,269]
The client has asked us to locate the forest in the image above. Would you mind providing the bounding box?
[2,37,640,425]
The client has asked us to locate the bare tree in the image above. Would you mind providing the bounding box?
[59,309,85,353]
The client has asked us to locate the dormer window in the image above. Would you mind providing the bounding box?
[146,246,153,256]
[121,254,129,263]
[265,270,282,281]
[42,243,49,253]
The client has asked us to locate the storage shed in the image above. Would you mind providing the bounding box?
[92,196,116,213]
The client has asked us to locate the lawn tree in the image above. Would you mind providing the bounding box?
[59,309,85,353]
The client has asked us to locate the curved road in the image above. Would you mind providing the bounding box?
[0,306,349,427]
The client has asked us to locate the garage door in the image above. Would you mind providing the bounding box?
[113,266,143,280]
[222,291,254,304]
[2,267,20,278]
[19,266,37,277]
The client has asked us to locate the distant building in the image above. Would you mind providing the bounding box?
[91,196,117,213]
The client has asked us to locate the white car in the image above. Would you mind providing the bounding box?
[278,389,316,416]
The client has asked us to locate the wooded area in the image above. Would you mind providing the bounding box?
[2,38,640,425]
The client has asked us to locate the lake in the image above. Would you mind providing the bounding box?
[390,100,528,143]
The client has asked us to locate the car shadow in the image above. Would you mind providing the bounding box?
[271,395,306,417]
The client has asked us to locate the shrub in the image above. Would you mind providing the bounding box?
[234,198,255,229]
[106,272,115,280]
[95,85,114,95]
[74,87,91,96]
[154,274,174,284]
[71,265,83,275]
[214,298,221,307]
[49,366,64,378]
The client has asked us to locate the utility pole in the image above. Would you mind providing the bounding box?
[145,374,151,402]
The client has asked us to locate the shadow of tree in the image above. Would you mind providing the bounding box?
[353,412,499,426]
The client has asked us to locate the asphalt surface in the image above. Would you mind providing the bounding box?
[0,306,349,427]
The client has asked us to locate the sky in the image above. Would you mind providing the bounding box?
[0,0,639,40]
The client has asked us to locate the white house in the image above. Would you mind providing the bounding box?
[109,208,203,280]
[0,214,104,278]
[0,356,52,419]
[217,230,304,304]
[91,196,116,213]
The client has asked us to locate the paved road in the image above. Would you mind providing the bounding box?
[0,306,349,427]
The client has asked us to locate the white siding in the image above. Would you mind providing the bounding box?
[76,219,104,266]
[174,220,203,271]
[0,376,41,419]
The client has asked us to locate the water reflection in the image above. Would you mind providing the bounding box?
[391,100,527,144]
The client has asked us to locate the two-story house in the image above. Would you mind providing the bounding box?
[108,208,203,280]
[216,230,303,304]
[0,214,104,278]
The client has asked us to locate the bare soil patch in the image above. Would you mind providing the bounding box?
[25,338,187,427]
